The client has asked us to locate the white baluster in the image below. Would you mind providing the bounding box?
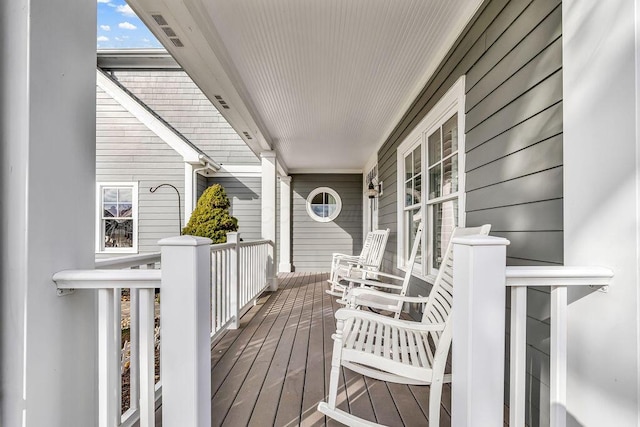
[139,287,155,427]
[510,286,527,427]
[129,288,140,414]
[551,286,567,427]
[98,288,119,427]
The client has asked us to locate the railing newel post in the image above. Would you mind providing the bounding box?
[227,232,240,329]
[159,235,212,427]
[451,235,509,427]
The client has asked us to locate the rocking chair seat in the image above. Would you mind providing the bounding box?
[337,308,443,385]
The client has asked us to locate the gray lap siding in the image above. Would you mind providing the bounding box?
[376,0,562,425]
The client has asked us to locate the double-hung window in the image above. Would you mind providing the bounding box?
[397,77,465,278]
[97,182,138,253]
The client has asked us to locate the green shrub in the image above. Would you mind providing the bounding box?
[182,184,238,243]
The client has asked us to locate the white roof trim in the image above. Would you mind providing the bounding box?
[96,69,219,167]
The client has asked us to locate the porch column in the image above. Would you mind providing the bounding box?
[261,151,278,290]
[563,0,640,424]
[185,163,195,226]
[451,235,509,427]
[0,0,97,425]
[279,176,292,272]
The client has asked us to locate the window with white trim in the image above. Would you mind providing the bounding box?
[306,187,342,223]
[397,76,465,277]
[97,182,138,253]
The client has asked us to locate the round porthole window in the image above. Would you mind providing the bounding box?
[306,187,342,223]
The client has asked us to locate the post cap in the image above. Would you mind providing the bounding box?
[158,235,212,247]
[452,234,510,246]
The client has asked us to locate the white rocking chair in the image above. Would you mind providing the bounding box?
[326,228,390,297]
[341,224,490,319]
[318,224,491,426]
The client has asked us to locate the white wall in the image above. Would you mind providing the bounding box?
[0,0,98,425]
[563,0,639,425]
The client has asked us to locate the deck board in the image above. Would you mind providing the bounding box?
[155,272,458,426]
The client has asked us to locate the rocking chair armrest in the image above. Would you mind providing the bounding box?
[334,308,446,332]
[348,288,431,304]
[359,270,405,281]
[345,277,403,291]
[332,253,359,261]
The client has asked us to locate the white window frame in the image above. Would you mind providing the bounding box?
[396,76,466,281]
[306,187,342,223]
[96,182,139,254]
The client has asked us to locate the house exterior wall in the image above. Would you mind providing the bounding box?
[376,0,562,424]
[1,0,97,425]
[291,174,363,272]
[563,0,639,424]
[96,86,185,255]
[207,176,263,241]
[110,71,259,166]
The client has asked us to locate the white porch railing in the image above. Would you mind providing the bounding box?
[451,235,614,427]
[505,266,613,427]
[53,255,162,427]
[52,233,273,427]
[210,233,273,340]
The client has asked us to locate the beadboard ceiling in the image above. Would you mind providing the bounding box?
[128,0,483,173]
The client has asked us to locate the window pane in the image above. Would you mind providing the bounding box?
[442,154,458,196]
[326,193,336,206]
[311,193,323,205]
[432,199,458,269]
[428,130,441,166]
[405,153,412,180]
[118,203,133,218]
[442,114,458,157]
[118,188,133,203]
[428,164,441,199]
[414,174,422,204]
[311,205,326,217]
[405,179,413,207]
[413,146,421,176]
[103,188,117,203]
[103,204,117,217]
[407,208,422,266]
[104,219,133,248]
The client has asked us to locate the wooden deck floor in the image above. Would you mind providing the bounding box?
[206,272,452,427]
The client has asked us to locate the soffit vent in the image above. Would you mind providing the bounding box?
[170,38,184,47]
[214,95,230,109]
[242,131,253,140]
[162,27,177,37]
[151,13,183,48]
[151,14,168,26]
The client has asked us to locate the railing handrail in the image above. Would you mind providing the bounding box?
[95,252,161,269]
[505,265,614,427]
[238,239,273,248]
[506,266,614,287]
[53,269,161,289]
[210,242,235,252]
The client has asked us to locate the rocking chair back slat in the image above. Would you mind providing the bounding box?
[327,228,390,296]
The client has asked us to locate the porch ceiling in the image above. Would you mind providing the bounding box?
[127,0,483,173]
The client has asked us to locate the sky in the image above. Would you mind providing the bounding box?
[97,0,162,49]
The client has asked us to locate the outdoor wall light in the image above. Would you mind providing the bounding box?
[367,180,383,199]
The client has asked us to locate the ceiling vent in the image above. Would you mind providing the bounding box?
[242,132,253,140]
[214,95,230,109]
[162,27,177,37]
[151,14,168,26]
[170,38,184,47]
[151,13,183,47]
